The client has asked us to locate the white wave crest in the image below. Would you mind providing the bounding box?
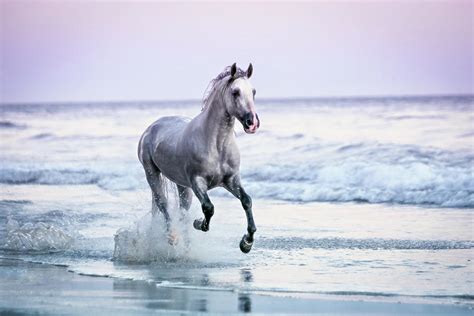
[239,144,474,207]
[0,164,142,191]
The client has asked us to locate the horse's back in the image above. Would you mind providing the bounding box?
[138,116,190,165]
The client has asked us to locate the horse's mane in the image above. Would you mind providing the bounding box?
[202,65,247,110]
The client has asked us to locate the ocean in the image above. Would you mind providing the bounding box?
[0,96,473,305]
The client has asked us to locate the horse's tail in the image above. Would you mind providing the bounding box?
[158,172,179,205]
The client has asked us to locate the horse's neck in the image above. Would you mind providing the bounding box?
[200,97,235,152]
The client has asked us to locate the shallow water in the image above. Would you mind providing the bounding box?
[0,96,473,305]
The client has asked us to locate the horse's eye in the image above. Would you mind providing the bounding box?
[252,89,256,96]
[232,89,240,98]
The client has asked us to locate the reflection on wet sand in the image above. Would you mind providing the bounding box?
[1,259,471,315]
[241,268,254,283]
[111,270,257,313]
[112,272,249,313]
[239,294,252,313]
[239,269,254,312]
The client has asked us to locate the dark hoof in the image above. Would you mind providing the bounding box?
[193,218,209,232]
[239,235,253,253]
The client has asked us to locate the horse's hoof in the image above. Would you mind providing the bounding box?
[167,230,179,246]
[193,219,209,232]
[239,235,253,253]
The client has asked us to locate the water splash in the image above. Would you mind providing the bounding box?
[114,174,217,263]
[2,218,73,252]
[112,186,240,265]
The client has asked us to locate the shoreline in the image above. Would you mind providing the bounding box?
[0,258,472,315]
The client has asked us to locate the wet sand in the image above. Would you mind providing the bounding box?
[0,258,471,315]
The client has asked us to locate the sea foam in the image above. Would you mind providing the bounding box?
[239,143,474,207]
[2,218,73,252]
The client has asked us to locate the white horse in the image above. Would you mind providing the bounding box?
[138,63,260,253]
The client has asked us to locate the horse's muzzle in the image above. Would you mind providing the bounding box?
[243,112,260,134]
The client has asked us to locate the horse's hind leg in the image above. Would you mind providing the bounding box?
[143,162,171,228]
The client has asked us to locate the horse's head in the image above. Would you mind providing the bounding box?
[224,63,260,134]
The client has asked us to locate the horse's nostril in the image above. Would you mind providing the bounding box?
[245,118,253,127]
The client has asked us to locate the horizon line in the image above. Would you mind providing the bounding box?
[1,93,472,106]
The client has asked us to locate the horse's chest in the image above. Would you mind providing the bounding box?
[203,157,236,188]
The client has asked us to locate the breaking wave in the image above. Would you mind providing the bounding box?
[240,143,474,208]
[0,168,101,185]
[0,165,143,191]
[1,142,472,207]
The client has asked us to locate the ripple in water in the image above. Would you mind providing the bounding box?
[258,236,474,251]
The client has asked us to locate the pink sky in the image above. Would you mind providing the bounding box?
[1,1,472,103]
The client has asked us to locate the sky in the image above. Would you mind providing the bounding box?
[0,1,473,103]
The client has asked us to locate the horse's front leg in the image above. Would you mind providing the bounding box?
[191,177,214,232]
[224,176,257,253]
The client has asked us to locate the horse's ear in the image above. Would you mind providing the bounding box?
[246,63,253,78]
[230,63,237,77]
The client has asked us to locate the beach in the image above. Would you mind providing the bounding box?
[1,257,472,315]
